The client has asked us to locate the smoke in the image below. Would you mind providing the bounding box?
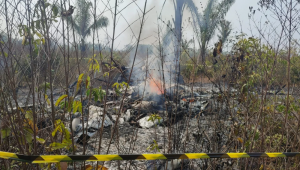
[125,0,204,98]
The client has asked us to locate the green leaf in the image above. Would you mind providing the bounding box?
[25,111,33,120]
[89,64,92,71]
[122,82,129,88]
[41,38,45,45]
[59,101,68,109]
[1,128,11,139]
[99,87,106,102]
[86,89,90,96]
[49,142,67,150]
[76,73,84,92]
[67,97,74,112]
[37,137,45,144]
[89,58,100,72]
[72,101,82,113]
[52,5,58,17]
[112,82,119,89]
[276,105,285,112]
[104,72,109,77]
[55,94,68,106]
[63,128,71,144]
[241,84,248,94]
[51,119,66,138]
[78,104,82,114]
[115,88,121,96]
[86,76,90,88]
[92,89,99,102]
[52,123,61,137]
[24,128,34,144]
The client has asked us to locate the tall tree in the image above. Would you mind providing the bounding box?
[196,0,235,63]
[168,0,234,65]
[171,0,200,68]
[65,0,108,52]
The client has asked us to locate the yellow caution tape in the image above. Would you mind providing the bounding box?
[0,151,299,163]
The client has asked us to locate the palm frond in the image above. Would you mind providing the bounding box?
[198,0,235,47]
[198,0,217,46]
[215,0,236,19]
[85,16,109,37]
[74,0,93,38]
[218,20,232,44]
[185,0,201,32]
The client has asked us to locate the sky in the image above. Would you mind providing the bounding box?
[0,0,268,50]
[93,0,262,50]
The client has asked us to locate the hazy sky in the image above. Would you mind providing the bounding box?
[0,0,266,50]
[94,0,262,50]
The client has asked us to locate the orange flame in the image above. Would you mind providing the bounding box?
[149,77,164,95]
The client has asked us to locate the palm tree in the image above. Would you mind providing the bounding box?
[166,0,234,64]
[65,0,108,52]
[171,0,200,65]
[197,0,235,63]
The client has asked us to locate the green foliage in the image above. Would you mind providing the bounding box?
[103,72,109,77]
[265,134,287,150]
[146,114,162,153]
[36,137,45,144]
[37,82,50,92]
[228,37,278,92]
[55,94,68,106]
[242,127,260,151]
[276,104,285,113]
[88,54,100,72]
[87,87,106,102]
[64,0,108,51]
[218,20,232,44]
[58,96,83,113]
[147,114,162,124]
[195,0,235,58]
[72,101,82,113]
[147,139,160,152]
[86,75,91,88]
[76,73,85,93]
[20,0,59,46]
[112,82,129,96]
[104,62,116,70]
[1,128,11,139]
[49,119,71,150]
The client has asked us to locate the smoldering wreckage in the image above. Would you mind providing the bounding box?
[44,72,238,169]
[1,59,263,170]
[3,58,287,169]
[65,67,210,140]
[3,58,254,169]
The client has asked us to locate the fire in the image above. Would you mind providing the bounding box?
[149,77,164,95]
